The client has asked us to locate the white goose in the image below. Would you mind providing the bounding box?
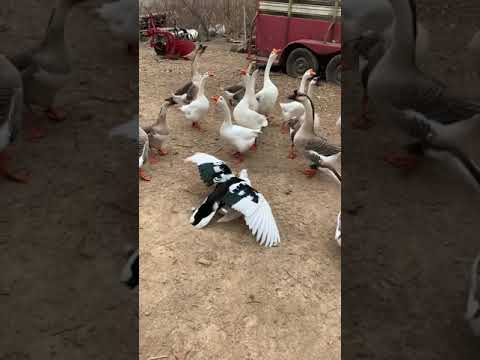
[223,62,254,106]
[180,72,212,131]
[233,69,266,130]
[0,55,27,183]
[96,0,138,54]
[367,0,480,184]
[279,68,316,128]
[213,95,261,163]
[255,48,281,117]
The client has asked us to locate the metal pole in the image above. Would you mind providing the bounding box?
[243,2,247,44]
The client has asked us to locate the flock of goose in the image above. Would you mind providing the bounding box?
[115,43,343,251]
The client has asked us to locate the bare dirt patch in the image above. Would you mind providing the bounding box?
[139,40,341,359]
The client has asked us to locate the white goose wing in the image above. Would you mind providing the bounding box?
[223,181,280,247]
[185,152,233,186]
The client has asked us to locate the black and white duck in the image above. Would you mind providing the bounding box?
[185,152,281,247]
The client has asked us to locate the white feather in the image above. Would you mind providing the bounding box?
[231,192,280,247]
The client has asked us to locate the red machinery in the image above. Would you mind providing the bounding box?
[145,14,196,59]
[248,0,342,83]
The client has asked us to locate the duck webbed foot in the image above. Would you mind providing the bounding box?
[303,165,318,177]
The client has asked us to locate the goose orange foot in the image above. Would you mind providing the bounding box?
[303,168,318,177]
[231,151,245,163]
[139,168,151,181]
[0,152,29,183]
[384,153,419,170]
[45,107,67,122]
[191,122,205,132]
[158,149,168,156]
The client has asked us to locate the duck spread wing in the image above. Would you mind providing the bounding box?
[223,181,280,247]
[185,152,234,186]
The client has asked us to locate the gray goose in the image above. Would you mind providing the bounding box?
[289,91,341,177]
[143,102,172,160]
[165,44,207,105]
[9,0,86,129]
[367,0,480,185]
[286,77,321,158]
[0,55,27,183]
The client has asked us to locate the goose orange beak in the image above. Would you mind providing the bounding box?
[272,48,281,54]
[211,95,220,103]
[308,68,317,76]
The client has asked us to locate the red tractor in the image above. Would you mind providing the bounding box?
[143,13,196,59]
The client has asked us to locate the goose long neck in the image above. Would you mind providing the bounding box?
[264,53,274,84]
[246,73,256,98]
[389,0,417,62]
[198,76,206,96]
[156,105,168,127]
[191,49,201,77]
[306,80,315,98]
[299,72,310,93]
[301,97,315,133]
[220,101,232,125]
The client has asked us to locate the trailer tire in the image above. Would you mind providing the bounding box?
[286,48,319,78]
[326,54,341,86]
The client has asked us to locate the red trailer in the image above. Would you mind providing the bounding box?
[248,0,342,84]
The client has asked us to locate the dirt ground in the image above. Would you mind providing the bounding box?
[139,40,341,359]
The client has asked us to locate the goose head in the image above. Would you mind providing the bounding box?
[270,48,281,59]
[306,68,316,78]
[211,95,226,107]
[287,90,307,102]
